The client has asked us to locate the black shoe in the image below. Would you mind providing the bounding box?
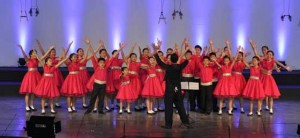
[98,111,105,114]
[29,107,37,111]
[158,108,165,112]
[147,111,156,115]
[222,106,226,110]
[55,104,62,108]
[71,108,77,112]
[82,105,88,109]
[26,108,31,112]
[41,111,46,115]
[51,111,56,114]
[85,110,92,114]
[44,105,48,108]
[161,125,172,129]
[182,123,193,129]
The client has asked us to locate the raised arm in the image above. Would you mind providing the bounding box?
[65,41,73,55]
[249,39,260,59]
[124,43,136,63]
[32,51,44,66]
[41,46,55,60]
[55,56,68,68]
[154,54,167,69]
[138,46,142,59]
[36,39,46,55]
[274,60,292,71]
[18,44,29,61]
[119,43,125,60]
[79,46,90,64]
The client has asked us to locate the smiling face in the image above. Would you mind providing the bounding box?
[252,57,259,66]
[237,52,243,61]
[267,51,274,60]
[143,49,149,57]
[130,54,137,62]
[49,49,56,57]
[223,57,230,65]
[195,48,201,55]
[185,52,192,60]
[203,58,210,66]
[99,50,107,58]
[149,57,156,66]
[262,47,268,55]
[46,58,53,66]
[122,68,129,75]
[77,48,84,57]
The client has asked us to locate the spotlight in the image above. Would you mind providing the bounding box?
[18,58,26,67]
[35,8,39,16]
[172,10,176,20]
[179,11,183,19]
[29,8,33,16]
[281,15,284,21]
[288,15,292,22]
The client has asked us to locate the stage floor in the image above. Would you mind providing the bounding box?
[0,97,300,138]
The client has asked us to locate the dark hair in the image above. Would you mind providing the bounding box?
[185,50,192,55]
[45,57,51,63]
[224,46,228,50]
[267,50,274,56]
[29,49,37,56]
[209,52,216,57]
[76,48,83,53]
[223,55,230,60]
[170,53,178,63]
[112,50,118,55]
[238,52,244,56]
[148,56,155,61]
[157,51,163,55]
[142,48,149,52]
[130,53,137,58]
[99,49,107,55]
[203,56,210,61]
[252,56,260,61]
[69,53,77,61]
[121,67,127,72]
[194,45,202,51]
[98,58,106,63]
[262,46,269,50]
[167,48,173,51]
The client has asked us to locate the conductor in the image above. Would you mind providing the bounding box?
[155,51,190,129]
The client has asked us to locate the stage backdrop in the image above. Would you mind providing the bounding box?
[0,0,300,68]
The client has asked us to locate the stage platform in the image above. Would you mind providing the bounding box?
[0,67,300,137]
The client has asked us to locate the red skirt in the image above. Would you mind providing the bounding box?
[242,78,265,100]
[54,68,64,89]
[213,76,239,98]
[260,74,280,99]
[139,70,147,86]
[141,76,164,98]
[106,70,117,94]
[79,69,90,93]
[232,74,246,95]
[86,74,95,92]
[19,71,42,94]
[34,76,60,99]
[130,76,142,97]
[61,74,85,97]
[116,83,138,102]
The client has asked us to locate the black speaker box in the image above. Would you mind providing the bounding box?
[26,116,61,138]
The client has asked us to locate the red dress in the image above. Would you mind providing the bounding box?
[128,62,142,97]
[19,58,42,94]
[156,65,166,93]
[116,75,138,102]
[51,57,64,89]
[141,66,164,98]
[260,59,280,98]
[139,56,149,86]
[213,65,239,98]
[242,66,265,100]
[232,61,246,95]
[34,65,60,99]
[78,58,90,93]
[60,62,85,97]
[106,58,123,94]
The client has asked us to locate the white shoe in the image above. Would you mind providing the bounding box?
[265,106,270,111]
[269,109,273,114]
[41,109,46,114]
[247,112,253,116]
[68,108,72,113]
[127,109,131,114]
[218,110,222,115]
[119,110,123,114]
[257,111,261,116]
[153,108,158,112]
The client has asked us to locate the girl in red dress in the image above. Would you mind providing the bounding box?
[61,53,86,113]
[242,56,265,116]
[232,52,247,113]
[141,57,164,114]
[18,45,42,112]
[249,39,291,114]
[36,40,73,108]
[116,67,138,114]
[155,50,167,111]
[213,54,239,115]
[139,47,151,110]
[77,48,90,108]
[106,44,125,110]
[125,45,148,111]
[34,53,68,114]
